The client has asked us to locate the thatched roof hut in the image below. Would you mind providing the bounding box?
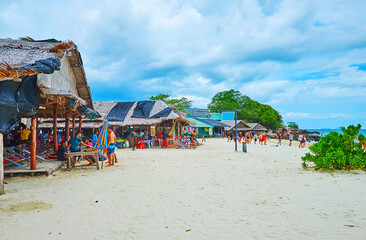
[38,100,191,129]
[221,120,252,131]
[0,39,94,119]
[247,123,268,132]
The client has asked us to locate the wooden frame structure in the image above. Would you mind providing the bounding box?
[0,39,95,194]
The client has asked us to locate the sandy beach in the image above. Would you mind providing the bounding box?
[1,138,365,240]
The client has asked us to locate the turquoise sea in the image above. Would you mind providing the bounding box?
[306,128,366,136]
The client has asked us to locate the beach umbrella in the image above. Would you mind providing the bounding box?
[96,121,108,168]
[96,120,108,150]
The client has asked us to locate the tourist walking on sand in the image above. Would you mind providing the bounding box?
[106,128,117,167]
[299,135,306,148]
[276,133,282,147]
[298,134,303,148]
[254,133,258,144]
[245,131,251,144]
[289,133,293,146]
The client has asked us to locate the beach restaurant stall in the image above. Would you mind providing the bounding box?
[78,100,191,147]
[185,108,229,137]
[0,39,96,194]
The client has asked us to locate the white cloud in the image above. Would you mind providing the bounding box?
[1,0,366,127]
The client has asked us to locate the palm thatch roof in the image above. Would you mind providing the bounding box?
[247,123,268,131]
[0,39,60,68]
[0,39,94,118]
[38,100,192,129]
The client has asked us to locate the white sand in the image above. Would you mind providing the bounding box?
[1,138,366,240]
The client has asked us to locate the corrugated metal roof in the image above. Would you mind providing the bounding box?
[195,118,229,127]
[210,113,222,121]
[186,117,212,128]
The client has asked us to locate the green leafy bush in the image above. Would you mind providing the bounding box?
[302,124,366,170]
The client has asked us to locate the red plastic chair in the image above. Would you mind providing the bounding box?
[137,139,145,149]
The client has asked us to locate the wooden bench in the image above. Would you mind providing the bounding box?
[66,151,100,170]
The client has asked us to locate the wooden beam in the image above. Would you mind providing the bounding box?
[30,117,37,170]
[0,133,4,195]
[53,103,58,152]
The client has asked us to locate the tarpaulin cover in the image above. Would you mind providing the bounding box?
[65,99,77,108]
[106,102,135,122]
[149,107,172,118]
[194,118,229,127]
[20,58,61,74]
[0,75,40,134]
[77,105,101,118]
[132,101,155,118]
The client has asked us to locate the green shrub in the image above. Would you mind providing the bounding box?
[302,124,366,170]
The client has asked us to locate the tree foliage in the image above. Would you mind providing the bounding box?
[207,89,283,130]
[149,93,193,112]
[302,124,366,170]
[287,121,299,129]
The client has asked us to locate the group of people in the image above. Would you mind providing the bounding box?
[225,130,311,148]
[227,131,267,145]
[56,128,117,167]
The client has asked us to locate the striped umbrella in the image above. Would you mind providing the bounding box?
[96,120,108,150]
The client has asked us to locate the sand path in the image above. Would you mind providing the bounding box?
[1,139,365,239]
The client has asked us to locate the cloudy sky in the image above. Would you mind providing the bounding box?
[1,0,366,128]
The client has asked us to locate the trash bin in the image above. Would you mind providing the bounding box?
[242,143,247,153]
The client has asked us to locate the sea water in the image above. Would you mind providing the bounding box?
[306,128,366,136]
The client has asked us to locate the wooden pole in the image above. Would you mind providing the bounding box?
[72,115,76,137]
[53,103,58,152]
[0,133,4,195]
[65,112,70,142]
[178,121,181,139]
[172,120,175,140]
[79,116,82,133]
[30,117,37,170]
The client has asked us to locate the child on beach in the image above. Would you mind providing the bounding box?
[254,133,258,144]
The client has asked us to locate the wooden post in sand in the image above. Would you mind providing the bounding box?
[0,133,4,195]
[178,121,181,139]
[30,117,37,170]
[79,116,82,133]
[53,103,58,152]
[72,115,76,137]
[65,111,70,142]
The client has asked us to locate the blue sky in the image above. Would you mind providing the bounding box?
[1,0,366,129]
